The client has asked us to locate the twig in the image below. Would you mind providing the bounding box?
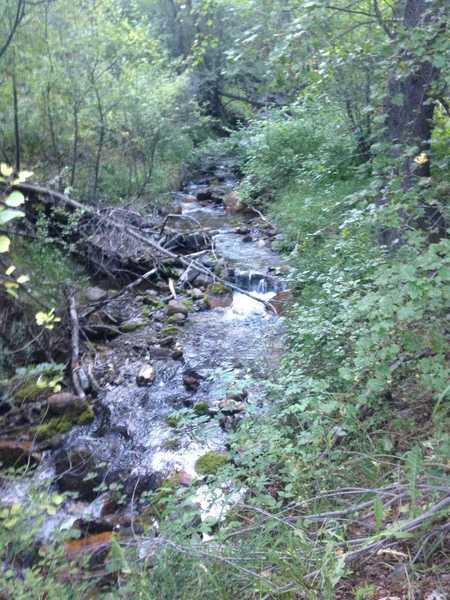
[65,285,86,400]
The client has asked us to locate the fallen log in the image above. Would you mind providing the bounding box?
[14,183,276,311]
[82,267,158,319]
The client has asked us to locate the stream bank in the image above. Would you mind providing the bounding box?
[0,165,290,562]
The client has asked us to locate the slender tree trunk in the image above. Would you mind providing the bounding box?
[45,83,63,180]
[11,57,20,172]
[92,84,105,203]
[70,99,80,188]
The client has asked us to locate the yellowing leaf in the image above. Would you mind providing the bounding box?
[5,265,16,276]
[35,312,48,326]
[16,275,30,285]
[14,170,33,183]
[0,236,10,253]
[414,152,429,165]
[0,163,13,177]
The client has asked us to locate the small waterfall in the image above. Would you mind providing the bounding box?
[233,270,278,294]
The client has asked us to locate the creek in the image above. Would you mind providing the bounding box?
[1,166,289,548]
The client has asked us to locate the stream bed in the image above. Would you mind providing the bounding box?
[1,167,289,549]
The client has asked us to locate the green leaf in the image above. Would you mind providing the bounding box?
[0,208,25,225]
[0,235,10,253]
[5,191,25,207]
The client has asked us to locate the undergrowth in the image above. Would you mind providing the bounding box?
[1,109,449,599]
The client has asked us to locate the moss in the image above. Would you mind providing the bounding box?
[141,306,152,318]
[193,402,210,416]
[161,326,180,337]
[166,414,180,428]
[168,314,186,323]
[207,282,228,296]
[182,299,194,310]
[195,451,229,476]
[120,321,146,333]
[143,297,164,310]
[15,381,46,403]
[34,406,95,441]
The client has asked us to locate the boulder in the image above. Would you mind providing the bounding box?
[167,300,189,317]
[168,313,187,323]
[46,393,85,417]
[270,289,294,315]
[224,191,244,214]
[217,398,246,415]
[136,365,156,386]
[183,369,204,392]
[205,283,233,309]
[123,472,165,498]
[0,440,40,469]
[65,532,113,563]
[171,345,184,360]
[190,288,204,300]
[196,190,212,202]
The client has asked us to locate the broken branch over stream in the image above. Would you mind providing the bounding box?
[15,182,276,312]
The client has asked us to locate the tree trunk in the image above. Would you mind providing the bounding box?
[70,99,80,188]
[92,84,105,203]
[381,0,446,243]
[11,58,20,172]
[384,0,441,188]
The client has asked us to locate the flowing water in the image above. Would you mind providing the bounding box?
[1,170,288,538]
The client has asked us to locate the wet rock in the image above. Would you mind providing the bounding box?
[55,447,105,501]
[177,470,193,487]
[85,287,108,302]
[136,364,156,386]
[205,283,233,309]
[236,226,250,235]
[217,399,246,415]
[124,472,165,498]
[270,289,294,315]
[182,194,197,203]
[192,273,214,288]
[167,300,189,317]
[171,345,184,360]
[231,388,249,401]
[190,288,204,300]
[168,312,187,323]
[256,239,266,248]
[159,336,175,348]
[46,393,85,416]
[224,191,246,213]
[242,235,253,243]
[65,531,112,563]
[120,320,146,333]
[197,190,212,202]
[0,440,40,469]
[183,369,204,392]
